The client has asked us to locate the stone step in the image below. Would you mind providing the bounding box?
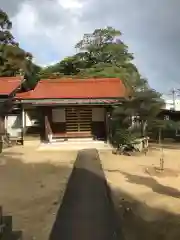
[49,141,107,145]
[52,137,94,142]
[66,138,94,142]
[38,141,112,151]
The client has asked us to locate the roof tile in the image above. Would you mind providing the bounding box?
[0,77,22,95]
[16,78,127,99]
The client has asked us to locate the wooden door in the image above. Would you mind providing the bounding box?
[66,107,92,137]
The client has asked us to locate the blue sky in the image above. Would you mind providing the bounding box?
[1,0,180,93]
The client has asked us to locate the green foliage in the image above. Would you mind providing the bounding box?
[148,118,180,141]
[0,9,40,88]
[149,119,180,131]
[0,9,32,76]
[110,113,140,147]
[0,9,13,44]
[0,44,32,76]
[113,89,164,122]
[112,128,137,147]
[110,89,164,145]
[39,26,148,91]
[39,56,82,79]
[130,90,164,122]
[23,62,42,89]
[74,27,148,90]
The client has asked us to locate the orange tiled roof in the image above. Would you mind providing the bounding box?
[0,77,22,95]
[16,78,127,99]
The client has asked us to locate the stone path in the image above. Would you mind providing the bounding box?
[49,149,122,240]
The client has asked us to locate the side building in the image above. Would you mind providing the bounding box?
[155,98,180,140]
[0,77,25,150]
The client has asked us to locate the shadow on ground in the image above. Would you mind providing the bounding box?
[1,150,180,240]
[150,141,180,150]
[112,188,180,240]
[49,149,122,240]
[0,151,73,240]
[49,149,180,240]
[107,170,180,199]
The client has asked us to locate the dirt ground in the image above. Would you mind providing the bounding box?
[1,144,180,239]
[100,145,180,240]
[0,146,77,240]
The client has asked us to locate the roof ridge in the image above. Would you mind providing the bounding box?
[15,77,126,99]
[39,78,121,83]
[0,76,23,81]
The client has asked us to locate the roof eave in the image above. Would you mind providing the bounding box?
[15,97,124,105]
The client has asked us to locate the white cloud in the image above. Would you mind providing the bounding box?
[12,3,37,37]
[58,0,83,9]
[2,0,180,92]
[10,0,86,65]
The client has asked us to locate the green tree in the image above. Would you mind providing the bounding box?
[0,9,32,76]
[39,56,81,79]
[73,27,148,90]
[0,9,40,88]
[23,62,42,89]
[111,89,165,146]
[75,27,133,65]
[40,26,148,91]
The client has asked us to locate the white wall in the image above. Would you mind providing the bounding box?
[6,115,22,138]
[163,99,180,111]
[25,110,39,127]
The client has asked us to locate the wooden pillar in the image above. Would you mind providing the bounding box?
[44,115,49,142]
[0,115,5,135]
[0,116,4,153]
[105,109,110,143]
[21,105,25,145]
[44,109,52,143]
[106,106,113,144]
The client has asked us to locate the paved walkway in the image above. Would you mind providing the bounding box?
[49,149,122,240]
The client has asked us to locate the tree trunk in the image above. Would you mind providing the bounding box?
[141,120,147,137]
